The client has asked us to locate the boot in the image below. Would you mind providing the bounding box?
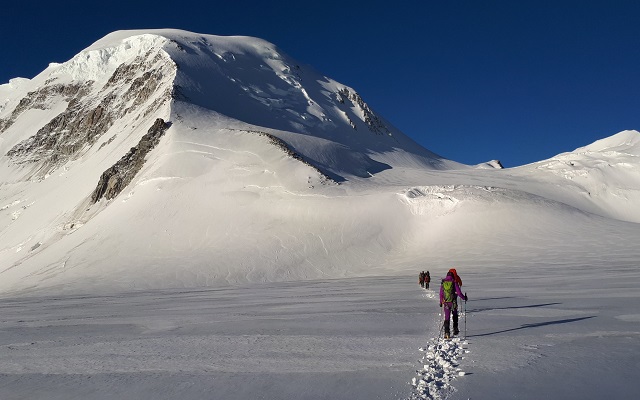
[443,319,451,339]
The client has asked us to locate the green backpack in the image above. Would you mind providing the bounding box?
[442,280,455,303]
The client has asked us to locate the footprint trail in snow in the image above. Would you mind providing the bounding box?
[410,337,469,399]
[409,289,470,399]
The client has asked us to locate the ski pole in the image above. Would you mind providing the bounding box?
[464,292,467,340]
[437,303,444,340]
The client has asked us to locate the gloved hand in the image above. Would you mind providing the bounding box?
[464,293,468,302]
[439,303,442,307]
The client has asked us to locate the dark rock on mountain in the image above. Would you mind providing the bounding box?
[91,118,170,202]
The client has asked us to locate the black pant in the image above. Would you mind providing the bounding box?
[443,301,459,335]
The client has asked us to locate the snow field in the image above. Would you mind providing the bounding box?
[1,255,639,400]
[0,276,426,400]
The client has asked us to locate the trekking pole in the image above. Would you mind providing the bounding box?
[463,294,467,340]
[437,304,444,341]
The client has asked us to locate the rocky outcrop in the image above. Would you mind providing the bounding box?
[91,118,170,202]
[7,100,113,165]
[0,82,92,133]
[4,50,175,175]
[336,88,392,136]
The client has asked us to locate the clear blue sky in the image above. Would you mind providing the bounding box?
[2,0,639,167]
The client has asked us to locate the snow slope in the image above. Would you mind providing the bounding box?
[1,29,639,295]
[506,130,640,222]
[0,29,473,294]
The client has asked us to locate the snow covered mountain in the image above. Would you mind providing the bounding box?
[510,130,640,221]
[1,29,639,295]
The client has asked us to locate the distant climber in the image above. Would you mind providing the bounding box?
[440,270,467,339]
[419,271,425,288]
[424,270,431,289]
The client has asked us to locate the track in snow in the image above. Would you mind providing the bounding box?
[409,289,470,399]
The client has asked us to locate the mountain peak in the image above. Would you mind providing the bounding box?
[47,29,453,171]
[573,130,640,155]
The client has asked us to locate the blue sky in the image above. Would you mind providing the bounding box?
[2,0,639,167]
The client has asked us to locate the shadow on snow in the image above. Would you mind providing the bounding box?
[467,302,562,314]
[469,296,518,302]
[467,316,596,337]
